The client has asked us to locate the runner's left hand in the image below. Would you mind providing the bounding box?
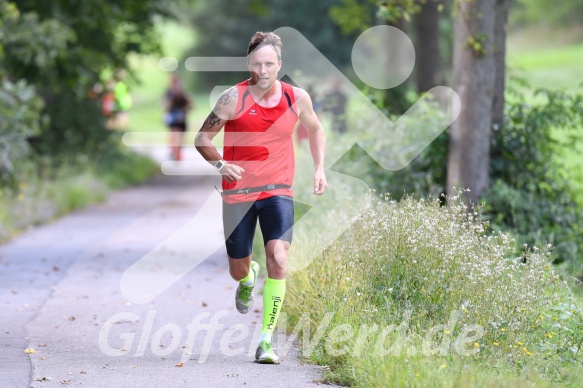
[313,170,327,195]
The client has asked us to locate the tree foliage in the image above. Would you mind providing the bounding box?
[329,0,376,34]
[1,0,170,159]
[512,0,583,27]
[0,77,44,184]
[329,0,420,33]
[328,0,449,111]
[186,0,362,90]
[0,1,51,183]
[10,0,166,88]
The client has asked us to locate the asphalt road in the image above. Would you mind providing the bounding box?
[0,169,324,388]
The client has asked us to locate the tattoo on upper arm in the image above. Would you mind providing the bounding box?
[216,87,238,107]
[228,87,239,101]
[202,111,221,129]
[211,87,238,118]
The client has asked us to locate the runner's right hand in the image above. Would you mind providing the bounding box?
[220,163,245,182]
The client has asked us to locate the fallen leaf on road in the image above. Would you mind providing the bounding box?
[68,316,76,321]
[202,301,208,307]
[35,377,52,382]
[24,348,36,354]
[227,373,239,377]
[175,363,183,367]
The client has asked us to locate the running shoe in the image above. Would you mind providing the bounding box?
[255,340,279,364]
[235,261,260,314]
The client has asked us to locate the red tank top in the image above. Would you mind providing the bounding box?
[222,80,298,203]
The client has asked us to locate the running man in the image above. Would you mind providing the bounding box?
[194,31,327,364]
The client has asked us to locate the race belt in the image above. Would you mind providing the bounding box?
[221,184,291,196]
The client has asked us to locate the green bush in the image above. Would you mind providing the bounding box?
[0,76,44,185]
[30,90,111,158]
[334,86,583,278]
[483,89,583,276]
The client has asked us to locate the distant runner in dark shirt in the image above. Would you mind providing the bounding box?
[164,76,192,161]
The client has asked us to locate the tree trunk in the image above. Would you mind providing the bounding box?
[414,0,442,92]
[447,0,496,205]
[491,0,510,130]
[384,17,409,79]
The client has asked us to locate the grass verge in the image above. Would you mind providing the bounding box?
[283,192,583,386]
[0,137,158,242]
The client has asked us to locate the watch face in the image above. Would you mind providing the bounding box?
[215,161,225,170]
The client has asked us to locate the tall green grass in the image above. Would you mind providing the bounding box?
[283,191,583,386]
[277,142,583,386]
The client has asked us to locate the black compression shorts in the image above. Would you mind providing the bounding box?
[222,195,294,259]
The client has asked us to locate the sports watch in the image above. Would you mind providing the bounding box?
[214,160,226,172]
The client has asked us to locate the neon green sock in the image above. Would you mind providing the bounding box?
[238,269,253,285]
[239,269,253,283]
[260,277,286,343]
